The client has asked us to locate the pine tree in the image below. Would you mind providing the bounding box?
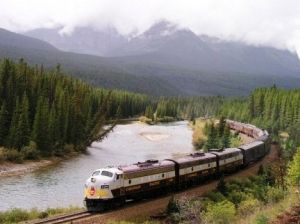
[145,105,154,120]
[15,94,30,150]
[222,125,231,148]
[206,122,217,149]
[0,59,151,159]
[48,104,57,151]
[32,97,50,155]
[7,98,21,148]
[249,94,255,118]
[218,116,226,137]
[116,105,122,119]
[0,102,9,146]
[217,175,227,195]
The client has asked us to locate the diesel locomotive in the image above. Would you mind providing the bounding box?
[84,120,270,211]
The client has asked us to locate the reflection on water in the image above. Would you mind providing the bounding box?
[0,121,194,211]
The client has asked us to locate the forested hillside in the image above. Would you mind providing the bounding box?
[144,96,224,121]
[219,87,300,146]
[0,59,149,161]
[163,87,300,224]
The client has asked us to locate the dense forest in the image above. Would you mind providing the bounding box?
[0,59,225,163]
[0,59,150,161]
[143,96,223,123]
[219,86,300,156]
[162,87,300,224]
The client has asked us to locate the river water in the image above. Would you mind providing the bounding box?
[0,121,194,211]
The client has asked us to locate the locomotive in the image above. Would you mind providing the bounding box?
[84,120,270,211]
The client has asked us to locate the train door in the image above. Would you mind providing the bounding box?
[115,174,125,196]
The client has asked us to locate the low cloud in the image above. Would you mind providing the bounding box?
[1,0,300,55]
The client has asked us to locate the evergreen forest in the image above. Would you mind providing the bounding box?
[0,59,149,160]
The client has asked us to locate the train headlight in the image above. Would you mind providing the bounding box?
[101,185,109,189]
[91,178,96,183]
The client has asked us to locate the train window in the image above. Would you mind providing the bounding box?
[92,171,100,176]
[116,174,120,180]
[129,180,132,184]
[162,174,165,178]
[101,171,113,177]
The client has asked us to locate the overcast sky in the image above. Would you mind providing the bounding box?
[1,0,300,55]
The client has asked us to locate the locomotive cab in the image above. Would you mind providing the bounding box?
[84,168,123,202]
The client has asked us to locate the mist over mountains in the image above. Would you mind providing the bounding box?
[1,21,300,96]
[26,21,300,77]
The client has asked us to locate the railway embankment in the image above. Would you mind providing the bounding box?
[71,144,278,224]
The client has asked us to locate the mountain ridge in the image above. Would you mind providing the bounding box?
[25,21,300,77]
[0,26,300,97]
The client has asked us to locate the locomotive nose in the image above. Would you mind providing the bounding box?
[84,177,112,199]
[90,186,96,196]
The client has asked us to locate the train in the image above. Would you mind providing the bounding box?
[84,119,270,211]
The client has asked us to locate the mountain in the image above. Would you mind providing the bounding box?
[0,28,58,52]
[25,21,300,77]
[0,27,187,96]
[1,26,300,97]
[26,26,127,56]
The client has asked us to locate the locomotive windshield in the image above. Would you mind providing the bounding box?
[101,171,113,177]
[92,170,100,176]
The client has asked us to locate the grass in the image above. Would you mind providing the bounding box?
[235,188,300,224]
[139,116,178,125]
[230,134,242,147]
[0,206,82,224]
[190,118,209,146]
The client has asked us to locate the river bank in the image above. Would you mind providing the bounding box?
[0,121,194,211]
[0,118,141,179]
[0,159,57,178]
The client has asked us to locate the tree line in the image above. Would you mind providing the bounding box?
[0,59,150,161]
[205,117,231,150]
[219,86,300,146]
[144,96,224,121]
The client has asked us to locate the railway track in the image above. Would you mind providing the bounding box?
[27,211,94,224]
[27,145,278,224]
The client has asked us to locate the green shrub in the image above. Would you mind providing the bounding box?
[216,176,228,195]
[38,211,49,219]
[21,141,39,160]
[4,148,23,163]
[139,116,153,124]
[227,191,249,205]
[0,147,5,162]
[287,147,300,187]
[166,195,180,214]
[204,200,236,224]
[157,116,176,123]
[63,144,75,154]
[266,187,285,203]
[255,214,269,224]
[205,191,226,202]
[238,196,260,216]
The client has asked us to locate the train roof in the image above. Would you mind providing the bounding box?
[169,152,216,164]
[239,141,264,150]
[208,147,241,155]
[118,159,174,174]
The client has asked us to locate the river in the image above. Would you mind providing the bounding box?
[0,121,194,211]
